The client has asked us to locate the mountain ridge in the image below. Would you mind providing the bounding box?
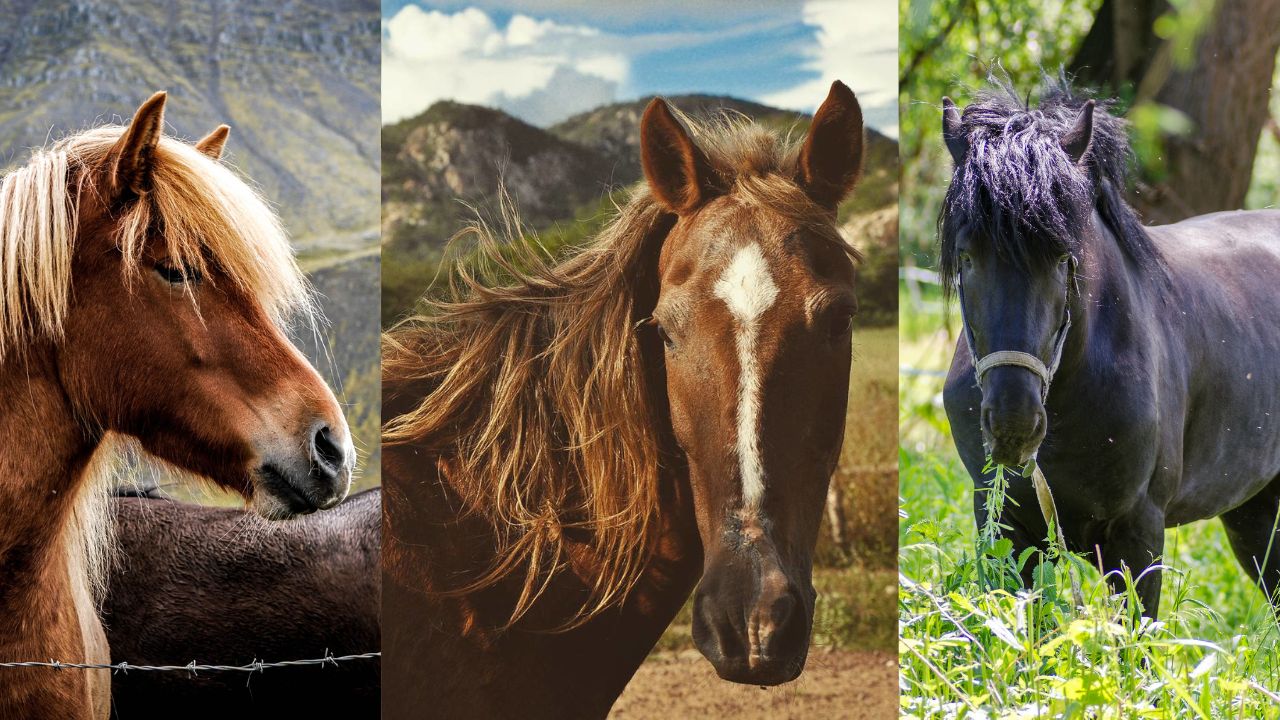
[381,94,899,325]
[0,0,380,248]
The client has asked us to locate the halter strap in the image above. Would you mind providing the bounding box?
[957,257,1076,400]
[974,350,1051,386]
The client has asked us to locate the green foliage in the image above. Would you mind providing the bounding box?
[1154,0,1219,68]
[899,285,1280,717]
[1246,60,1280,211]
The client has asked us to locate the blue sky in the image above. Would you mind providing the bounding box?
[381,0,898,135]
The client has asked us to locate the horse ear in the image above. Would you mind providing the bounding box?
[942,97,968,165]
[797,80,864,210]
[109,91,167,196]
[195,124,230,160]
[640,98,717,215]
[1061,100,1095,164]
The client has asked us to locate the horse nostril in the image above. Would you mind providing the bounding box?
[771,592,796,628]
[311,424,345,475]
[763,592,798,646]
[981,407,995,437]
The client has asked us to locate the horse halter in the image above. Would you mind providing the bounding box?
[956,256,1077,401]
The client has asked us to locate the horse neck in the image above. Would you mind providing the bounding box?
[0,345,110,715]
[386,374,702,706]
[0,346,100,619]
[1055,210,1152,388]
[532,377,703,697]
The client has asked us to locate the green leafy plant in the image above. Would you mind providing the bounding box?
[899,284,1280,718]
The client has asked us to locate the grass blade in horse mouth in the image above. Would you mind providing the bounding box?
[941,75,1280,622]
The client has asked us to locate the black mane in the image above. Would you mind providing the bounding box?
[938,74,1162,291]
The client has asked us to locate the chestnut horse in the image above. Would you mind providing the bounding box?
[383,82,865,718]
[0,93,355,718]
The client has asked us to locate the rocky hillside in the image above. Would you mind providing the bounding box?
[0,0,381,488]
[383,101,615,261]
[0,0,379,249]
[382,95,899,325]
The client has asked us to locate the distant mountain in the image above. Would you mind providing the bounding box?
[0,0,381,488]
[382,101,616,260]
[549,96,803,180]
[549,95,899,214]
[381,95,899,325]
[0,0,380,250]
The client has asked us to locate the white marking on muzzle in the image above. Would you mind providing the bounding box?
[713,243,779,509]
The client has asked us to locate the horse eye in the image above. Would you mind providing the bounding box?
[654,322,675,349]
[1058,254,1071,266]
[829,306,856,340]
[154,261,201,285]
[960,251,973,266]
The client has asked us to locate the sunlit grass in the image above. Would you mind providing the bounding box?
[899,282,1280,718]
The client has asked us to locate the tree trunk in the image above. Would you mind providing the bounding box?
[1068,0,1167,90]
[1070,0,1280,223]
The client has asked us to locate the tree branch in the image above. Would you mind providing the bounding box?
[900,0,976,88]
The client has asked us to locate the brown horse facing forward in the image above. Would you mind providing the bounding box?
[383,82,865,718]
[0,93,355,718]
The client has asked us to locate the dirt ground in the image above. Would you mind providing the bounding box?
[610,649,898,719]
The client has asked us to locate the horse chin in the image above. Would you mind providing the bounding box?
[248,463,332,520]
[712,656,806,686]
[249,490,309,521]
[987,442,1038,469]
[983,428,1043,469]
[693,623,809,686]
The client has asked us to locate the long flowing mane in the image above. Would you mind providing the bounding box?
[0,124,315,600]
[383,111,850,625]
[0,126,313,359]
[938,75,1163,291]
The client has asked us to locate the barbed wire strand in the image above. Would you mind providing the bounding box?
[0,650,380,674]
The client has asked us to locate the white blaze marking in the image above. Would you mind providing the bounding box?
[713,243,779,509]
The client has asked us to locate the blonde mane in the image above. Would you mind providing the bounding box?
[0,125,313,361]
[1,123,316,601]
[383,112,853,626]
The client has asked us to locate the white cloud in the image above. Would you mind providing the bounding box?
[390,1,803,31]
[382,6,627,126]
[758,0,899,136]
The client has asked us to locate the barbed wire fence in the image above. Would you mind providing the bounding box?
[0,650,379,675]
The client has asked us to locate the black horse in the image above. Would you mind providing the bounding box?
[940,76,1280,617]
[103,486,381,719]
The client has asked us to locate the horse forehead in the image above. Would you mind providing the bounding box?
[688,222,809,294]
[713,243,781,321]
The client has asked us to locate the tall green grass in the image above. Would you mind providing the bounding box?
[899,282,1280,718]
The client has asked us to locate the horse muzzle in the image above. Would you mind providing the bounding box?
[253,419,355,517]
[981,367,1047,467]
[691,548,815,685]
